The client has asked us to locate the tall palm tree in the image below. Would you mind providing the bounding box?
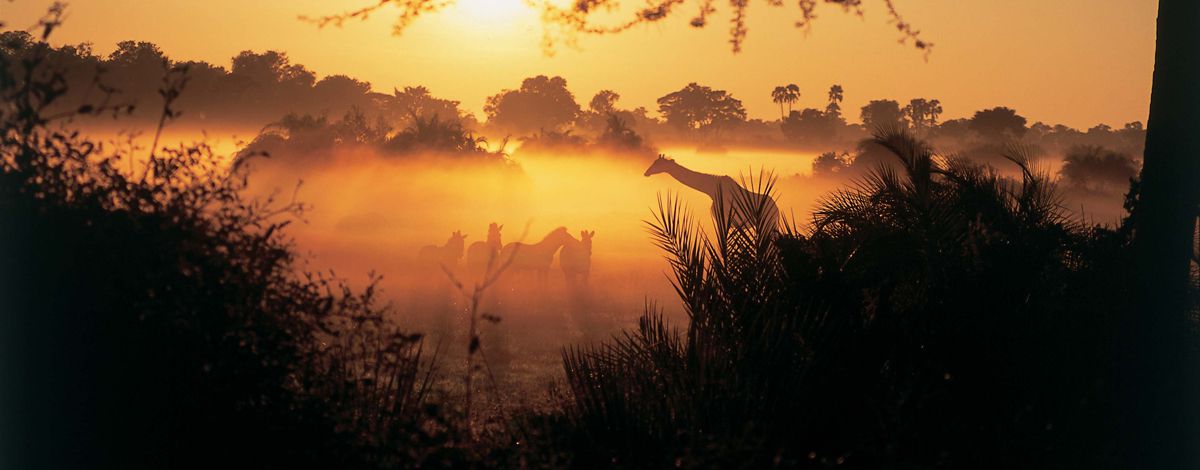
[771,86,789,120]
[826,84,844,116]
[785,84,800,114]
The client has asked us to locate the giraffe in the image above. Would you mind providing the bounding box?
[643,154,779,232]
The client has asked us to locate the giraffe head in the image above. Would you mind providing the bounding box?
[644,154,674,177]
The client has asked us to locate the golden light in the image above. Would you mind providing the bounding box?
[451,0,532,25]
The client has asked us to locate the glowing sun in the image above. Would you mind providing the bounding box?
[452,0,531,24]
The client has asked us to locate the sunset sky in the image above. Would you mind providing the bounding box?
[4,0,1158,129]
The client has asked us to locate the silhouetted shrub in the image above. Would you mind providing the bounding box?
[811,150,851,176]
[517,128,588,154]
[595,113,647,153]
[0,25,448,469]
[1060,145,1139,194]
[556,129,1129,468]
[236,108,505,166]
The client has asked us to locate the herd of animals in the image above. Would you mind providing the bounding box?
[415,154,780,288]
[418,223,595,286]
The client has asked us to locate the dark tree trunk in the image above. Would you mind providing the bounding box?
[1125,0,1200,466]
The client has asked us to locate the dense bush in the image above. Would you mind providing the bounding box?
[558,130,1131,468]
[0,24,445,469]
[1060,145,1140,194]
[236,108,507,166]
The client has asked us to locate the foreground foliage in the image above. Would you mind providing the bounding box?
[558,129,1134,468]
[0,23,451,468]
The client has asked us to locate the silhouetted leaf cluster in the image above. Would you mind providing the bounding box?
[554,129,1133,468]
[1,24,455,468]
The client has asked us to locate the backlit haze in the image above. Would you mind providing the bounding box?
[5,0,1156,128]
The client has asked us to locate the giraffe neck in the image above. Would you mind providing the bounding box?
[664,161,724,199]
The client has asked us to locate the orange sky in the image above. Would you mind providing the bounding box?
[3,0,1158,128]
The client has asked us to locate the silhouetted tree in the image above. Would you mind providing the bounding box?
[386,112,493,156]
[968,107,1027,141]
[1121,9,1200,466]
[657,82,746,136]
[769,84,801,120]
[825,84,844,117]
[771,86,789,120]
[860,99,906,130]
[811,150,850,176]
[311,74,373,114]
[785,84,800,112]
[596,113,646,152]
[780,108,839,147]
[936,117,972,141]
[589,89,620,114]
[106,40,169,104]
[1060,145,1139,194]
[484,75,580,135]
[903,98,942,134]
[386,85,465,123]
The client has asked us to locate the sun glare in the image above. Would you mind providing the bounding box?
[452,0,531,25]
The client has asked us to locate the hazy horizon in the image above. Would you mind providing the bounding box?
[4,0,1157,129]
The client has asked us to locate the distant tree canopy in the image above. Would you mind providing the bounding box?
[0,32,1146,162]
[936,118,972,141]
[484,75,581,136]
[811,150,851,175]
[903,98,942,133]
[0,31,468,128]
[657,82,747,134]
[385,86,463,122]
[969,106,1028,141]
[781,108,844,148]
[860,99,907,131]
[1060,145,1140,194]
[231,49,316,88]
[589,90,621,114]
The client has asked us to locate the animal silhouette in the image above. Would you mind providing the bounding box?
[498,226,572,281]
[644,154,779,232]
[560,230,594,287]
[466,222,503,276]
[418,230,466,270]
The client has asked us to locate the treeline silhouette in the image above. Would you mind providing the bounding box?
[0,30,467,129]
[0,33,1143,169]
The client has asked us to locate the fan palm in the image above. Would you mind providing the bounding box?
[770,86,789,120]
[785,83,801,113]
